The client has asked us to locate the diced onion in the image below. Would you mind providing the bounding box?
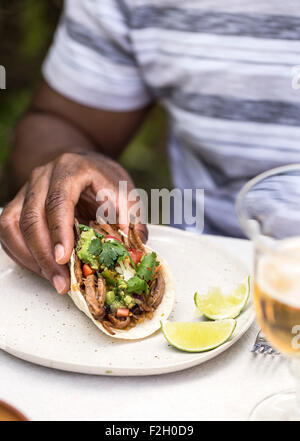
[115,257,136,281]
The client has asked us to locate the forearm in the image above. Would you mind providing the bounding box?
[10,110,97,191]
[9,80,151,193]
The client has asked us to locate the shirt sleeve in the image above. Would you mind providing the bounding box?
[42,0,152,111]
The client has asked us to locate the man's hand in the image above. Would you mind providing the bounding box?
[0,152,148,294]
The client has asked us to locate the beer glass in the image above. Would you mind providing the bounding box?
[237,164,300,421]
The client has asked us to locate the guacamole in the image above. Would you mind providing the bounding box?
[76,228,100,270]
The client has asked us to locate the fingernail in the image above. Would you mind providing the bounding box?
[53,275,67,294]
[54,243,65,263]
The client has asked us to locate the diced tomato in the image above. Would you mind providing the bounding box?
[116,308,130,318]
[127,248,143,266]
[105,235,123,243]
[83,264,94,277]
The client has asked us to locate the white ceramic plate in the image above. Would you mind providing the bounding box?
[0,225,254,376]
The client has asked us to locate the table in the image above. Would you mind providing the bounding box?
[0,322,292,421]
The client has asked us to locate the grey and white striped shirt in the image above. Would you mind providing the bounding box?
[43,0,300,237]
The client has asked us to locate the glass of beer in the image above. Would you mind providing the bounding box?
[237,164,300,421]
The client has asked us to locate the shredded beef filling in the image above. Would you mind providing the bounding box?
[147,269,165,309]
[84,274,106,320]
[74,253,83,288]
[107,314,131,329]
[128,222,145,252]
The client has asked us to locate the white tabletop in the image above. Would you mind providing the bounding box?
[0,322,292,421]
[0,234,293,421]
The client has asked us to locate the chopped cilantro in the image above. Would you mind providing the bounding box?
[127,276,149,295]
[88,238,103,256]
[136,252,159,282]
[99,241,127,269]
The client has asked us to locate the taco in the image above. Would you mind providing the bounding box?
[69,221,175,339]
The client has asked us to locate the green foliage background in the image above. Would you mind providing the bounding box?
[0,0,170,204]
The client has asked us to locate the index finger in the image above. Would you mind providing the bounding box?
[45,154,93,265]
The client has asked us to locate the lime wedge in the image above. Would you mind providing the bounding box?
[194,276,251,320]
[161,319,236,352]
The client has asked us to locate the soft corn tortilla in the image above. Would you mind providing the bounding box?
[68,246,175,340]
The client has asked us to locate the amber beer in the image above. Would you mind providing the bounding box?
[254,244,300,356]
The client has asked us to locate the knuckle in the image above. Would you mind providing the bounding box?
[0,195,23,238]
[45,190,65,216]
[56,152,90,173]
[56,152,78,167]
[24,167,46,204]
[58,152,74,162]
[23,189,36,205]
[19,208,40,239]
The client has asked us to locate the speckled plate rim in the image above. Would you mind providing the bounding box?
[0,309,254,376]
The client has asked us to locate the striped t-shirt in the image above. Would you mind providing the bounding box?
[43,0,300,237]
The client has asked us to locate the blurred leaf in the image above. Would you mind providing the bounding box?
[0,89,32,164]
[19,0,50,58]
